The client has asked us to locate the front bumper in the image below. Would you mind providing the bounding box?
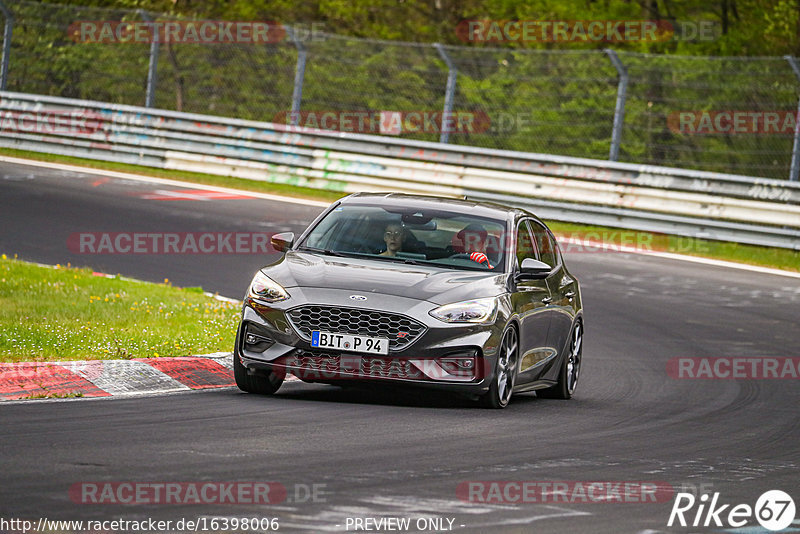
[236,288,505,395]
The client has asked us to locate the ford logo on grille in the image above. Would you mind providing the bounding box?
[349,295,368,301]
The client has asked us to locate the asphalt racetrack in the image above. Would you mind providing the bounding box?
[1,160,798,533]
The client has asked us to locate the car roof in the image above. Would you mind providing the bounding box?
[340,192,527,222]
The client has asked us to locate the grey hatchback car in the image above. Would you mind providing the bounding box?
[234,193,583,408]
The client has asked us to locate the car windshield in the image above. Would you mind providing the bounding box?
[298,204,507,272]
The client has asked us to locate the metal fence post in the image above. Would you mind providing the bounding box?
[784,55,800,182]
[139,10,159,108]
[434,43,457,144]
[288,26,307,126]
[0,0,13,91]
[605,49,628,162]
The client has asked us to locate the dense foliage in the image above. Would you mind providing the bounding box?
[2,1,798,178]
[68,0,799,56]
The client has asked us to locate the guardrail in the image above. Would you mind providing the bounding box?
[1,91,799,250]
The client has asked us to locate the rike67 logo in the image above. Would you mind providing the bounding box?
[668,490,795,531]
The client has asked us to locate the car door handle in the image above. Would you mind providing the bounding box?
[541,296,553,304]
[565,290,575,300]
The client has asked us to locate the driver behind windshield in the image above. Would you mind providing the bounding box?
[455,223,493,268]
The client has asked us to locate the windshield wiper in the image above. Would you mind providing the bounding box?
[374,256,481,271]
[415,259,494,271]
[296,246,347,257]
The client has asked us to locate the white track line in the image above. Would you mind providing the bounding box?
[2,154,798,279]
[632,250,800,279]
[0,155,330,207]
[559,237,800,279]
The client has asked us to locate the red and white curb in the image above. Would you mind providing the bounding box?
[0,353,238,401]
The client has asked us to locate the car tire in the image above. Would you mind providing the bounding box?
[479,326,518,409]
[538,319,582,400]
[233,330,283,395]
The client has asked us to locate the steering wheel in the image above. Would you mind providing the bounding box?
[449,252,493,268]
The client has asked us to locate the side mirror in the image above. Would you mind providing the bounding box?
[517,258,551,279]
[270,232,294,253]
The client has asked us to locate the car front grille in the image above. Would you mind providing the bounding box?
[286,306,426,351]
[280,351,426,381]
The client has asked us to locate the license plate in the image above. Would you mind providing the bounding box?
[311,331,389,355]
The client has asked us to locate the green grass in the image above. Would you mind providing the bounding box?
[1,147,798,272]
[0,255,240,363]
[20,390,84,400]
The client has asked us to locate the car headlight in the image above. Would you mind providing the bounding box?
[429,297,498,324]
[248,271,290,302]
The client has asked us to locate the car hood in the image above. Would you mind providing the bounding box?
[263,251,507,305]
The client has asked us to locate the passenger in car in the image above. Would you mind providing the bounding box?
[380,223,404,257]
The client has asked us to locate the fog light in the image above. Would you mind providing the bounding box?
[437,356,476,377]
[243,325,274,352]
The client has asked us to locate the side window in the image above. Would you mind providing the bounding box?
[515,220,537,268]
[530,221,559,268]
